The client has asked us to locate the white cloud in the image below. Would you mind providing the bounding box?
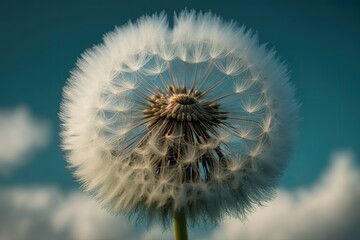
[0,106,50,174]
[0,152,359,240]
[201,151,360,240]
[0,187,142,240]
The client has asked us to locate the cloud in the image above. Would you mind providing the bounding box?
[0,152,359,240]
[201,151,360,240]
[0,106,50,174]
[0,187,143,240]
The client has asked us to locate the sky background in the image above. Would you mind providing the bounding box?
[0,0,359,239]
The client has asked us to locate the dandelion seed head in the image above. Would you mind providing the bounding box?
[60,10,299,228]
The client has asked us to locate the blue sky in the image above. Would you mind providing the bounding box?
[0,1,359,239]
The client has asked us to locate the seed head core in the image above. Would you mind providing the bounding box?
[173,94,197,105]
[140,85,229,182]
[144,85,226,125]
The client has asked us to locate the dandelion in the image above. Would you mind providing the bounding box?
[60,10,299,239]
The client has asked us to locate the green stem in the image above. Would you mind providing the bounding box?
[173,211,188,240]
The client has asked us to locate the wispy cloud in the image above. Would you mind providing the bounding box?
[0,106,51,175]
[0,152,359,240]
[0,187,147,240]
[200,151,360,240]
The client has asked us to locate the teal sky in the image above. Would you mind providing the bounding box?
[0,0,359,191]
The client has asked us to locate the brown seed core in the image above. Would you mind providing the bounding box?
[173,94,197,105]
[140,85,229,182]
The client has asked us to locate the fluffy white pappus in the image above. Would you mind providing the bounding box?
[60,10,299,228]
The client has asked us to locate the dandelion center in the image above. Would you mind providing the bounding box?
[139,84,229,182]
[144,84,227,126]
[173,94,197,105]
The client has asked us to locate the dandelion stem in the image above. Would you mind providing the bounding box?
[173,211,188,240]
